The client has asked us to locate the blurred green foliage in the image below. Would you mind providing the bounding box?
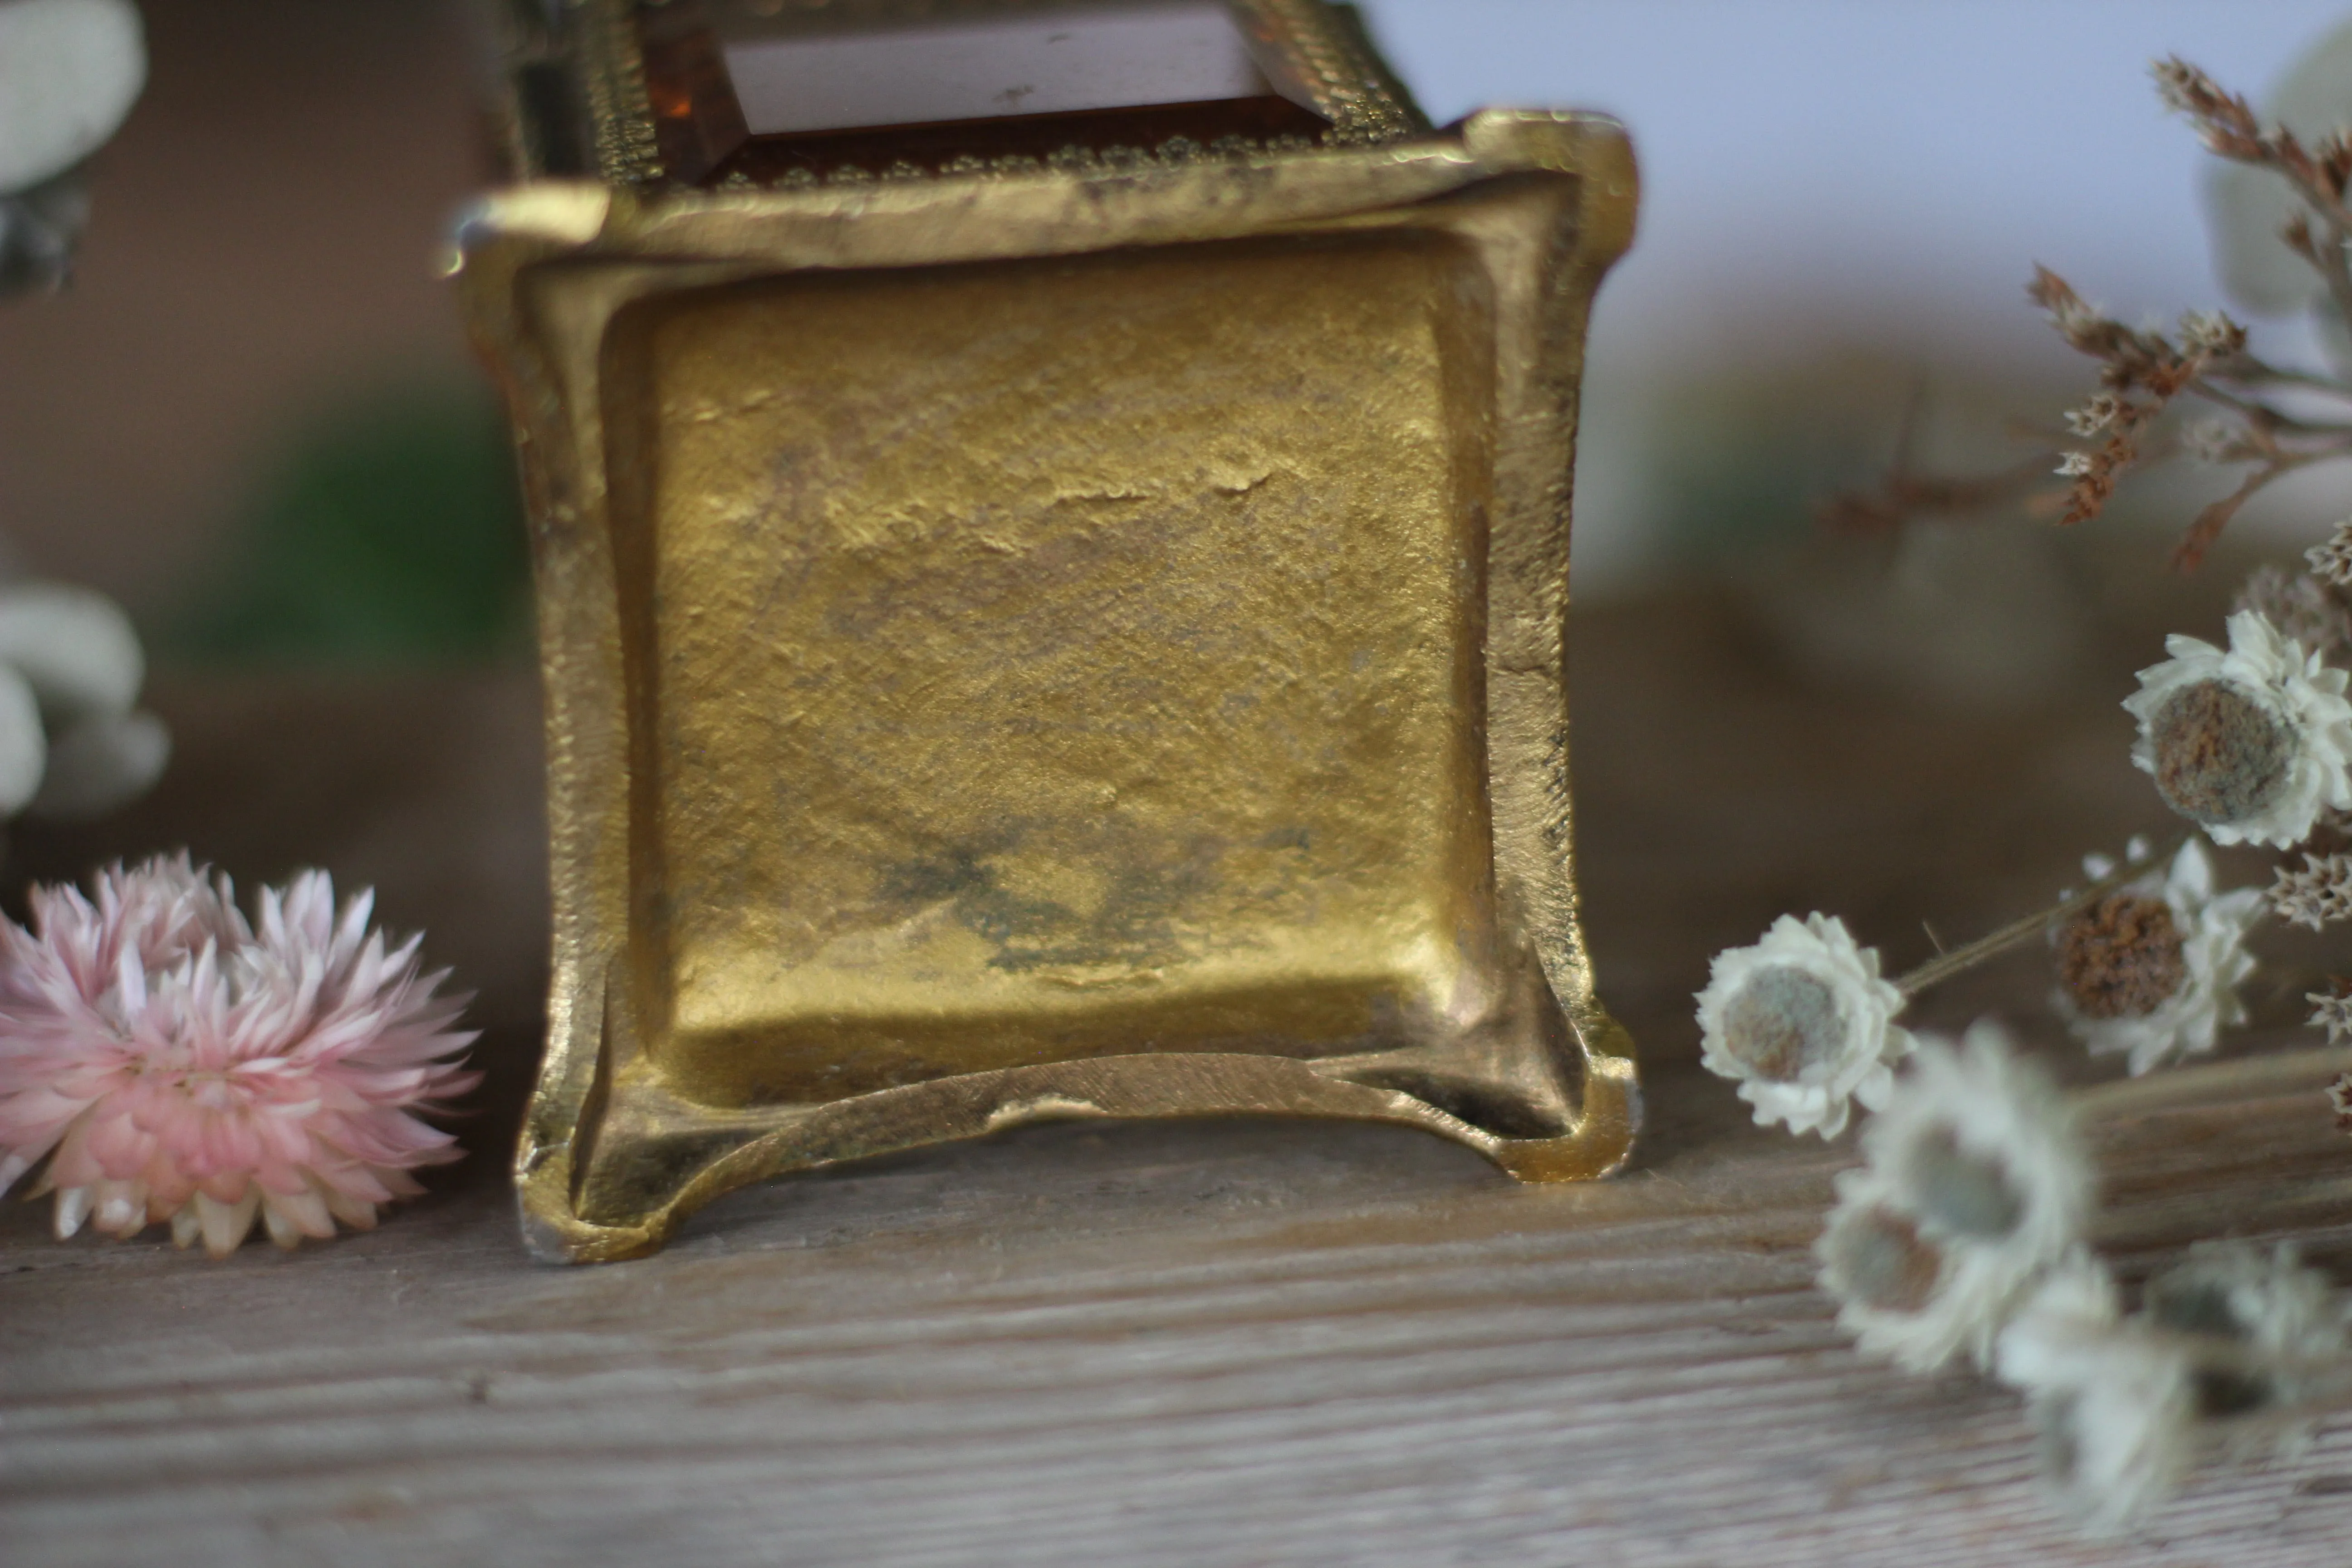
[1642,356,1921,568]
[167,378,530,666]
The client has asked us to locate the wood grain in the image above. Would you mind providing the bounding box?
[7,591,2352,1567]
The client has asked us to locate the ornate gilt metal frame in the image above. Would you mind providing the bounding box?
[461,5,1640,1264]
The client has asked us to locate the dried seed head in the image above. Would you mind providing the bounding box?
[2055,893,2188,1019]
[2235,564,2352,664]
[1825,1205,1945,1314]
[2270,852,2352,930]
[2148,679,2292,827]
[1719,964,1843,1083]
[2066,393,2128,437]
[2307,519,2352,589]
[1903,1126,2026,1239]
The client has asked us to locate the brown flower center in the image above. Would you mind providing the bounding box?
[1826,1205,1943,1313]
[1901,1127,2024,1239]
[1720,965,1844,1082]
[2055,893,2186,1019]
[2150,678,2291,827]
[2144,1276,2246,1340]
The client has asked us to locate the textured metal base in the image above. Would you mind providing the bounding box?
[461,110,1642,1262]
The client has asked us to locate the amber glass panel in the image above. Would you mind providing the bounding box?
[636,0,1328,186]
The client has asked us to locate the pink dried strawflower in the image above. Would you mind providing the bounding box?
[0,854,477,1256]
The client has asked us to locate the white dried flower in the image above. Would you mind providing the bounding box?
[2055,451,2097,478]
[2330,1068,2352,1129]
[1816,1020,2091,1371]
[1997,1252,2194,1534]
[1694,913,1914,1139]
[2307,518,2352,588]
[2273,851,2352,930]
[2125,609,2352,847]
[2050,837,2264,1075]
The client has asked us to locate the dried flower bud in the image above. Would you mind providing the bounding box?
[2065,394,2128,437]
[2329,1068,2352,1132]
[2032,267,2112,346]
[2176,309,2247,358]
[2310,977,2352,1045]
[2126,611,2352,847]
[2182,417,2248,466]
[2055,451,2097,478]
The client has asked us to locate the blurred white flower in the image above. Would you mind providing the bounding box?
[2125,609,2352,847]
[2001,1243,2352,1532]
[1996,1253,2194,1534]
[1817,1021,2090,1372]
[2052,838,2264,1075]
[1694,912,1913,1139]
[0,0,144,194]
[2143,1240,2350,1429]
[2203,19,2352,321]
[0,581,166,821]
[0,0,143,295]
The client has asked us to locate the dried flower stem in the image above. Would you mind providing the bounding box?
[1823,59,2352,570]
[1895,838,2184,999]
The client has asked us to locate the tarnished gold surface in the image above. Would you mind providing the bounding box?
[461,109,1641,1263]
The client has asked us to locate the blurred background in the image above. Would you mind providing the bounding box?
[7,0,2352,672]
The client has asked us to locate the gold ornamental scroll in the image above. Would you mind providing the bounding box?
[459,0,1640,1262]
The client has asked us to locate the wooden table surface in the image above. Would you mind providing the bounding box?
[6,589,2351,1567]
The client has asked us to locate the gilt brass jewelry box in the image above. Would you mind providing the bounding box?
[460,0,1640,1262]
